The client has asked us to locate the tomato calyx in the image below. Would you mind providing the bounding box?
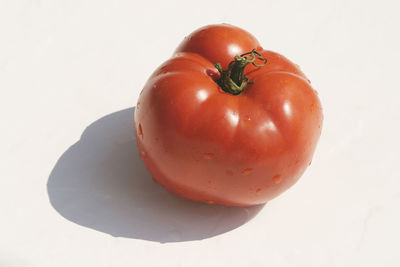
[214,49,267,95]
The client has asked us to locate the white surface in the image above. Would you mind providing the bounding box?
[1,0,399,266]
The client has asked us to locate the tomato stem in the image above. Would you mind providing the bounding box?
[214,49,267,95]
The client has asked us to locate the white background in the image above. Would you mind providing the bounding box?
[1,0,399,266]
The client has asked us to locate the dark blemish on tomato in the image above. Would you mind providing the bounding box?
[138,123,143,138]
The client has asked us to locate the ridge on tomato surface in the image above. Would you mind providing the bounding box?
[134,24,323,207]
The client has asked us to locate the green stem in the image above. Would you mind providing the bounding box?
[214,49,267,95]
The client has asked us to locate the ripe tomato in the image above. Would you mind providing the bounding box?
[134,24,322,206]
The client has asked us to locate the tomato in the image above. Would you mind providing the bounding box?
[134,24,322,206]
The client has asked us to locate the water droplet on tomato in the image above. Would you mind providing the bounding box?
[140,150,147,158]
[203,153,214,159]
[242,168,252,175]
[138,123,143,138]
[206,200,215,204]
[273,175,281,184]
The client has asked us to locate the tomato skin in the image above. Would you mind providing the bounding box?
[175,24,260,69]
[134,24,322,206]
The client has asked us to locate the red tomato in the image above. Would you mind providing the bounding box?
[134,24,322,206]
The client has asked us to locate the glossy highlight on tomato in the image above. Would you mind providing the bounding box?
[134,24,323,206]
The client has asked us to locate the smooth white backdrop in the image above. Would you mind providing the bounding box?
[1,0,399,266]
